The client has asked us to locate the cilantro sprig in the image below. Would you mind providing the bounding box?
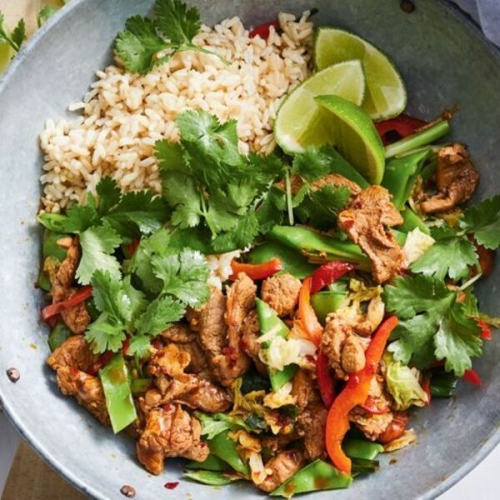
[0,11,26,53]
[115,0,225,75]
[384,275,482,376]
[38,177,169,285]
[156,109,284,252]
[411,195,500,281]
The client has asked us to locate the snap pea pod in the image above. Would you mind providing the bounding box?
[185,453,229,472]
[382,150,430,210]
[310,291,346,324]
[248,240,316,279]
[343,438,384,461]
[270,459,352,498]
[269,226,370,270]
[208,430,250,477]
[399,208,431,235]
[385,119,450,158]
[48,322,72,351]
[183,469,241,486]
[256,298,299,392]
[38,230,70,291]
[99,354,137,433]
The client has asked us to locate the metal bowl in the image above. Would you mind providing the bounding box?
[1,0,500,498]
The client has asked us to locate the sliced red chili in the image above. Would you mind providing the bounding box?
[230,257,282,281]
[463,368,482,386]
[375,114,427,145]
[249,20,280,39]
[41,285,93,323]
[477,319,492,340]
[310,261,354,294]
[316,350,335,408]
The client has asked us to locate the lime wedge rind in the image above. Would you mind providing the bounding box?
[274,60,366,153]
[314,27,407,121]
[314,94,386,185]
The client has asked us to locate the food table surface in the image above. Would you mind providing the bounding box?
[1,0,500,498]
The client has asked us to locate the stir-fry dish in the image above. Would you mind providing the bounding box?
[37,0,500,496]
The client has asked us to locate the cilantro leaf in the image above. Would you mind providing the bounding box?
[211,210,260,253]
[434,306,483,375]
[154,0,200,45]
[114,0,222,75]
[85,314,127,353]
[104,190,169,238]
[115,16,168,74]
[163,173,203,228]
[460,195,500,250]
[38,204,99,234]
[127,334,153,358]
[152,249,210,307]
[292,146,333,180]
[384,275,482,376]
[135,295,185,335]
[410,226,478,281]
[176,110,242,179]
[96,177,122,215]
[0,12,25,52]
[129,228,172,294]
[76,223,122,284]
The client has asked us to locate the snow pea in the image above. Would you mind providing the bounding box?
[385,119,450,158]
[382,149,430,210]
[430,373,458,398]
[99,354,137,433]
[270,459,352,497]
[399,208,431,235]
[256,298,299,392]
[310,291,346,324]
[269,226,370,270]
[37,230,70,291]
[343,438,384,461]
[248,240,316,279]
[183,469,241,486]
[185,453,229,472]
[48,322,72,351]
[208,430,250,477]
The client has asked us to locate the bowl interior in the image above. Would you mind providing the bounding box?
[1,1,500,499]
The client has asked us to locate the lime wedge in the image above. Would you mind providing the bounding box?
[0,43,12,74]
[314,27,407,121]
[314,95,385,184]
[274,60,365,153]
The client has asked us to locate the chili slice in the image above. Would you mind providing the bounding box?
[230,257,282,281]
[41,285,93,323]
[249,20,280,39]
[310,261,354,294]
[325,316,399,474]
[316,350,335,408]
[462,368,482,386]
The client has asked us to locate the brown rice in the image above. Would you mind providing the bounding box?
[39,12,314,212]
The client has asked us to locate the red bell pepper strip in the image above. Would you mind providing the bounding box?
[325,315,399,474]
[41,285,93,323]
[310,261,354,294]
[316,350,335,408]
[375,114,427,146]
[298,276,323,345]
[230,257,282,281]
[463,368,482,386]
[249,20,280,39]
[477,319,492,340]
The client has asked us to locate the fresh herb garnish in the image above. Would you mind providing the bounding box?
[411,195,500,280]
[115,0,224,75]
[0,11,25,53]
[384,274,483,376]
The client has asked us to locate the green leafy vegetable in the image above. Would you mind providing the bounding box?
[115,0,223,74]
[383,352,428,410]
[0,12,25,52]
[459,194,500,250]
[384,275,482,376]
[37,6,59,27]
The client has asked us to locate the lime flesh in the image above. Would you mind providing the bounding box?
[314,27,407,121]
[274,60,365,153]
[314,94,385,185]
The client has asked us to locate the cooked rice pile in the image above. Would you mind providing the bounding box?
[39,13,314,212]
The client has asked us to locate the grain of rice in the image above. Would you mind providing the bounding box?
[39,13,313,212]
